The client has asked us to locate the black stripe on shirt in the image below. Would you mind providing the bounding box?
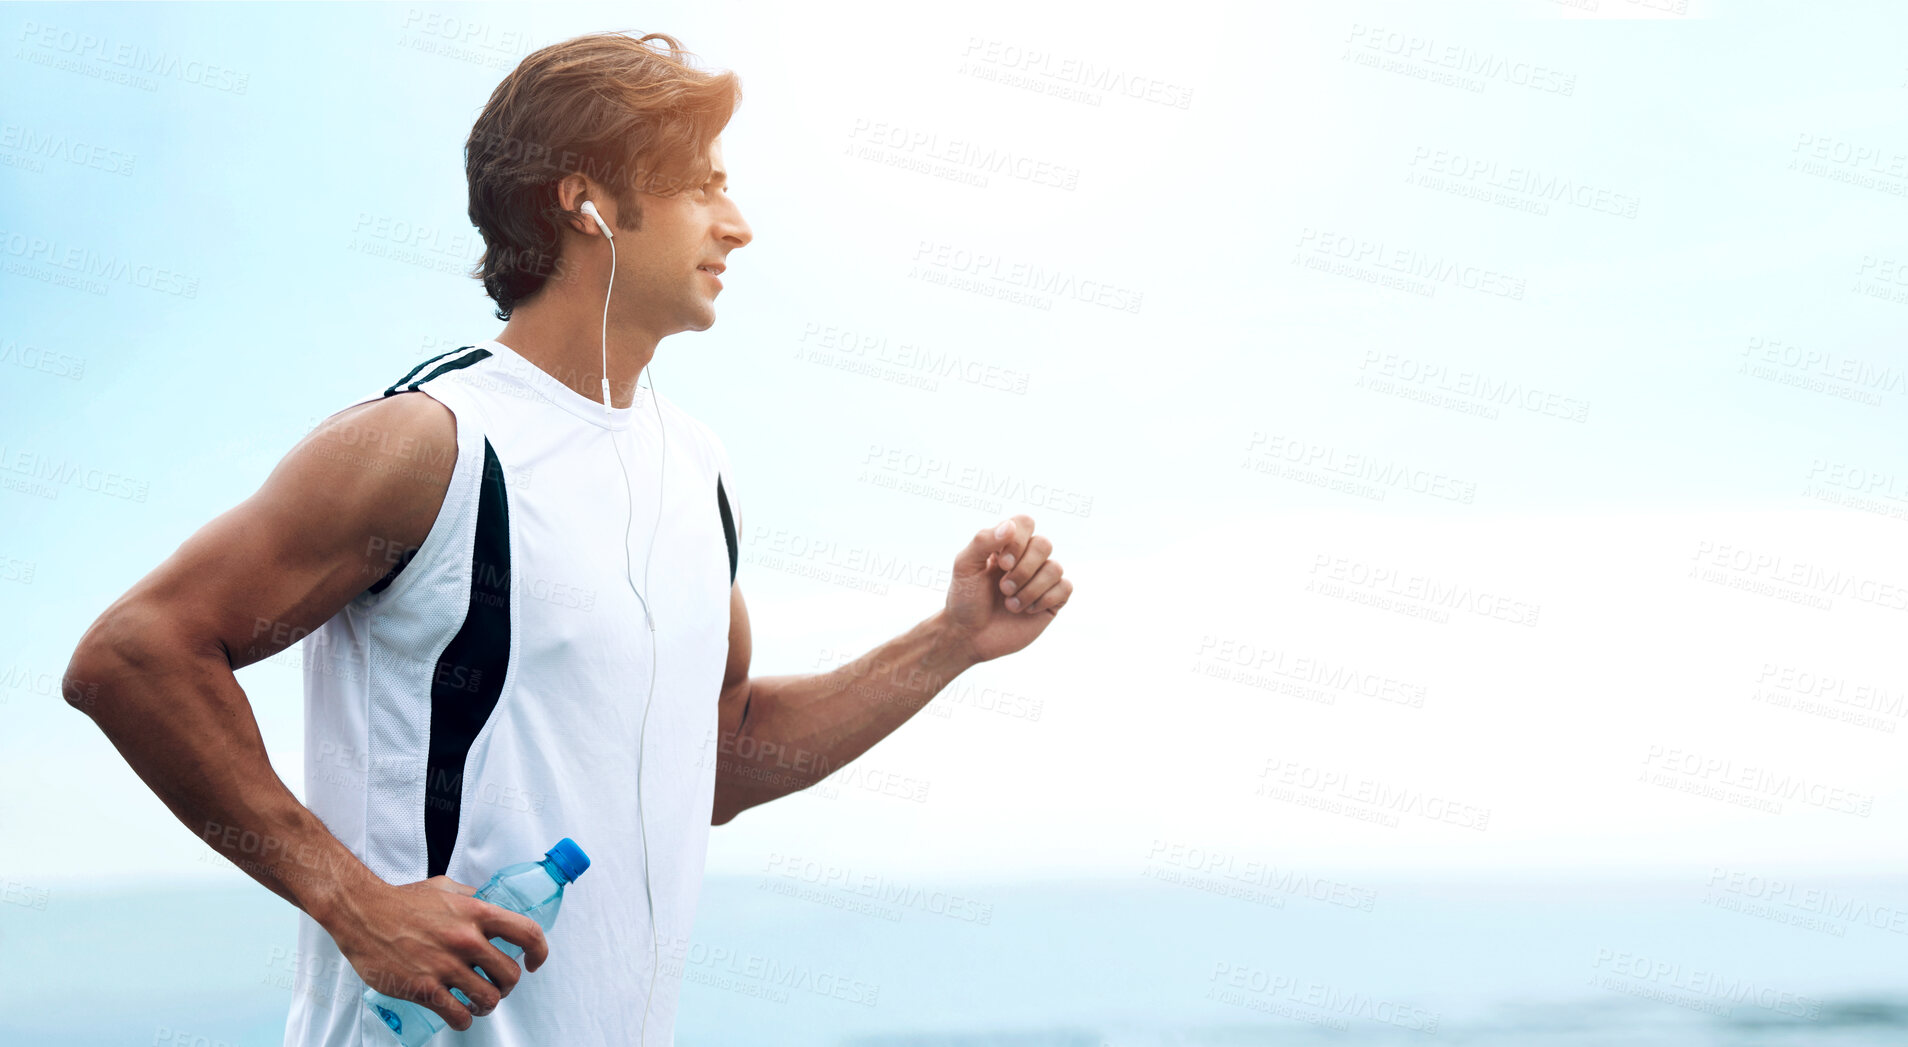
[717,474,737,585]
[424,437,513,879]
[388,347,492,397]
[384,346,473,397]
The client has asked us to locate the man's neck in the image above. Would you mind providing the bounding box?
[495,295,661,410]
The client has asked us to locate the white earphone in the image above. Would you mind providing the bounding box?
[579,198,611,236]
[581,195,667,1045]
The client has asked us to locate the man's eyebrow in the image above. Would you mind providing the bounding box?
[707,168,727,186]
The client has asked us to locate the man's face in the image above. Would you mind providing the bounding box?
[612,138,751,335]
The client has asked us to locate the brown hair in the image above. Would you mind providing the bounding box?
[465,31,740,319]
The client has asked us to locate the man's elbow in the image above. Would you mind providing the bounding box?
[61,602,175,717]
[64,616,130,717]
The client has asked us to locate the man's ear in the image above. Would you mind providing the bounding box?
[555,173,590,211]
[555,174,595,234]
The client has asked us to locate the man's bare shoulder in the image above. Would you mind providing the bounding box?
[68,392,467,674]
[272,391,462,551]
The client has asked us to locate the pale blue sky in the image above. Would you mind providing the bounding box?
[4,0,1907,891]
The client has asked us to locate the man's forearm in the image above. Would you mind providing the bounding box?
[714,609,977,820]
[64,614,383,930]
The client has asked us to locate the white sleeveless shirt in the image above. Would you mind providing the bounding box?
[282,337,741,1047]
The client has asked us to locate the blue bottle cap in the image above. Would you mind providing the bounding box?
[545,838,591,883]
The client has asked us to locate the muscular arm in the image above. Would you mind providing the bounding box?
[709,516,1073,825]
[62,392,547,1029]
[709,585,978,825]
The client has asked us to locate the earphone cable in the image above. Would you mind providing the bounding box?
[593,212,665,1046]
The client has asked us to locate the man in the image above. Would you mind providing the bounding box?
[60,30,1072,1047]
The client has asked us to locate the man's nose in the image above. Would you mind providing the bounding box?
[724,217,753,249]
[721,204,753,248]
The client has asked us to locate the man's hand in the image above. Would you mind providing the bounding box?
[328,876,550,1032]
[944,514,1074,664]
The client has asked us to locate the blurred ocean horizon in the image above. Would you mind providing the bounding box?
[3,871,1904,1045]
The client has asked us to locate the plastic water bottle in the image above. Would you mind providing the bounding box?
[363,838,591,1045]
